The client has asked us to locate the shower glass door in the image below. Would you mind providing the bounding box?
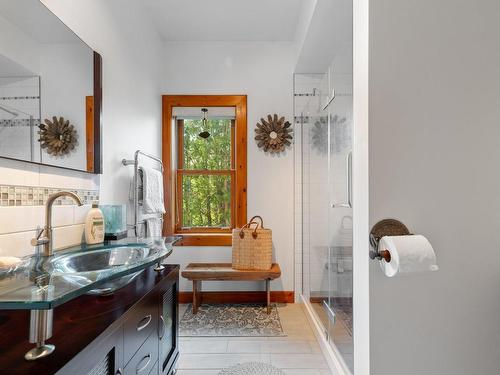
[295,51,353,375]
[326,64,353,371]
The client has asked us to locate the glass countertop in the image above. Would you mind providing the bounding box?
[0,236,181,310]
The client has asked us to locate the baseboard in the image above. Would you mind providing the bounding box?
[179,291,295,304]
[300,294,351,375]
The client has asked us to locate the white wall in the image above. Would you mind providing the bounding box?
[369,0,500,374]
[162,41,295,292]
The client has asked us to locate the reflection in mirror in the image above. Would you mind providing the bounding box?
[0,0,101,173]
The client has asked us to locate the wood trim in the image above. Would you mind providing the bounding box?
[176,119,184,229]
[162,95,247,245]
[177,169,232,175]
[179,291,295,304]
[309,296,327,304]
[178,227,231,233]
[235,96,247,227]
[85,96,94,173]
[92,51,102,174]
[176,233,232,246]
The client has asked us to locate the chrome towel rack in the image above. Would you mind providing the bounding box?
[122,150,164,237]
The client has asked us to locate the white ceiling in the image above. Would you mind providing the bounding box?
[141,0,306,42]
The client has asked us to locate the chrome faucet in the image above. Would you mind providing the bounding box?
[31,191,83,256]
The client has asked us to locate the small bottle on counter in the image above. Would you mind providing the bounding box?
[85,202,105,245]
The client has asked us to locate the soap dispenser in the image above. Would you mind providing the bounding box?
[85,202,105,245]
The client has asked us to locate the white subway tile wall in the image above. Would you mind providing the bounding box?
[0,183,99,258]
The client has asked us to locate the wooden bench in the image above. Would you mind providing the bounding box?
[181,263,281,314]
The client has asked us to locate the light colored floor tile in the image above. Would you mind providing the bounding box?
[177,303,334,374]
[180,340,228,353]
[177,354,262,369]
[261,341,313,353]
[226,340,263,353]
[270,354,329,369]
[282,370,324,375]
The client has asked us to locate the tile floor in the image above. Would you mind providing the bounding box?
[176,303,335,375]
[311,302,353,372]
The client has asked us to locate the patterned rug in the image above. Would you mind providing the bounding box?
[219,362,284,375]
[180,304,286,337]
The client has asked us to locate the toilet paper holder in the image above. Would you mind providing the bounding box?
[369,219,411,263]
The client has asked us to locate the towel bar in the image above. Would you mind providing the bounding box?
[122,150,164,237]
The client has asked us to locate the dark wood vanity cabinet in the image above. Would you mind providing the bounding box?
[54,266,179,375]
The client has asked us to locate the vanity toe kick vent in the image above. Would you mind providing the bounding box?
[88,349,113,375]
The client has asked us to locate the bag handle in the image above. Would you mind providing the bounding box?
[238,215,265,239]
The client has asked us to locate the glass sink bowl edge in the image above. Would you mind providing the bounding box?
[0,236,180,310]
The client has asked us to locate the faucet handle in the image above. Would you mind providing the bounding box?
[31,227,49,247]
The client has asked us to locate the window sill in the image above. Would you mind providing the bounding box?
[174,233,232,246]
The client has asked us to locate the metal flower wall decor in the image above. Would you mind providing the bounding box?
[38,116,78,156]
[310,114,349,155]
[255,114,292,154]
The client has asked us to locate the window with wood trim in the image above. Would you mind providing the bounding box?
[162,95,247,246]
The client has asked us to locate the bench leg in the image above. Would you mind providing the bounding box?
[266,279,271,314]
[193,280,202,314]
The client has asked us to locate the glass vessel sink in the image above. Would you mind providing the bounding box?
[50,246,157,295]
[0,236,180,310]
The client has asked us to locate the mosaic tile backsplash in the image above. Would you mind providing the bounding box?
[0,185,99,207]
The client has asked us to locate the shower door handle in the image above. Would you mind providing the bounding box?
[347,151,352,208]
[331,151,352,209]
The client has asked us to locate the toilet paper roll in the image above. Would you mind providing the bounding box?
[378,235,438,277]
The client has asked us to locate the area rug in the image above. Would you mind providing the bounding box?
[180,304,285,337]
[219,362,284,375]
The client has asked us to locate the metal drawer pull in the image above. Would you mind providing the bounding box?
[159,315,166,339]
[136,353,151,374]
[136,314,152,332]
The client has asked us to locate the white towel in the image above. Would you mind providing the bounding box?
[145,218,162,237]
[140,166,165,214]
[129,169,143,203]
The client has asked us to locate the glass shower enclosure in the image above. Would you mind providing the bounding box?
[294,65,353,372]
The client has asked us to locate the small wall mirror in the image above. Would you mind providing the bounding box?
[0,0,102,173]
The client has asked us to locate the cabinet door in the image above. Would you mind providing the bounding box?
[57,326,124,375]
[159,279,179,375]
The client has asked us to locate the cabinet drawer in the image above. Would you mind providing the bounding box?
[124,296,158,363]
[124,331,158,375]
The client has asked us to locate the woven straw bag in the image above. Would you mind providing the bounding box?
[232,215,272,270]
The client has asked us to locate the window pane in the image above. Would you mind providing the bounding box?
[181,174,231,228]
[182,119,232,170]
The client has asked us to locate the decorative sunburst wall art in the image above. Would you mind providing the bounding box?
[38,116,78,156]
[310,116,328,155]
[255,114,293,154]
[310,114,350,155]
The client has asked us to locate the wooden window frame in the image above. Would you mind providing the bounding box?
[162,95,247,246]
